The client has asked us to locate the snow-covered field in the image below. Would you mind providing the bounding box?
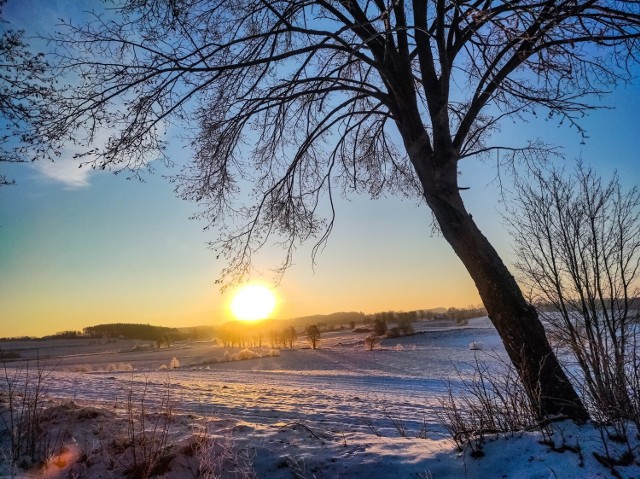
[1,317,638,478]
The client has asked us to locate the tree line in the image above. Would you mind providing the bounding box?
[83,324,181,342]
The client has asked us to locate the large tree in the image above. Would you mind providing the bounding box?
[28,1,640,420]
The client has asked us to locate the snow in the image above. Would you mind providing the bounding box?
[1,317,638,478]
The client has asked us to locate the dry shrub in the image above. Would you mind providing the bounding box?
[235,349,259,361]
[437,357,539,458]
[194,434,256,479]
[112,378,173,479]
[0,359,68,470]
[222,349,280,363]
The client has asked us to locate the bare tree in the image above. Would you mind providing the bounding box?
[305,325,320,350]
[509,165,640,423]
[284,326,297,349]
[25,0,640,420]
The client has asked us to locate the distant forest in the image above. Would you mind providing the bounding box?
[83,323,182,341]
[2,323,217,343]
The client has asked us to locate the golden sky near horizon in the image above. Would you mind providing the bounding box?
[0,177,483,338]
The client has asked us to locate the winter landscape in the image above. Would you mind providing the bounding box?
[2,317,639,479]
[2,1,640,478]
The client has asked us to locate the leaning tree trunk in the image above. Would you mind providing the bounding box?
[411,149,589,421]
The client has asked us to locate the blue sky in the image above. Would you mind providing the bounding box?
[0,1,639,337]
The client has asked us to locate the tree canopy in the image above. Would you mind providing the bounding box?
[0,0,53,185]
[20,0,639,283]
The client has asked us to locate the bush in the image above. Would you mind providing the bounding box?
[364,335,379,351]
[235,349,259,361]
[373,318,387,336]
[396,314,415,335]
[385,327,401,338]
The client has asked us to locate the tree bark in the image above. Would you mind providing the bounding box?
[409,145,588,421]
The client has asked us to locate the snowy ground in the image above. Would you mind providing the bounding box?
[1,317,638,478]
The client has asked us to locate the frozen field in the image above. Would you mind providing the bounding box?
[2,319,503,434]
[1,318,638,478]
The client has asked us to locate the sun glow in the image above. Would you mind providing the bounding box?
[230,284,277,321]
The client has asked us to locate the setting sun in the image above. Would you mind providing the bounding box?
[230,284,277,321]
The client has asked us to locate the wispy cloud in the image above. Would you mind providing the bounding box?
[32,126,124,189]
[34,154,92,189]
